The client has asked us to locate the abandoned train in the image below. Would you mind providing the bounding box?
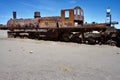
[7,6,120,46]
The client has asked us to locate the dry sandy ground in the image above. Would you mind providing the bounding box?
[0,30,120,80]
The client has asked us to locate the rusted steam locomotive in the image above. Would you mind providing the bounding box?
[7,6,120,46]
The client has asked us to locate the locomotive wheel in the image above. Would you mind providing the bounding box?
[29,33,35,39]
[107,40,117,46]
[8,33,14,38]
[110,41,117,46]
[7,31,16,38]
[87,37,96,44]
[62,33,70,42]
[71,36,82,43]
[75,37,82,43]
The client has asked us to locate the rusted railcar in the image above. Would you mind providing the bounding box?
[7,6,119,46]
[0,24,7,30]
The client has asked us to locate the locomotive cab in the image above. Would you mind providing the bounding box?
[74,6,84,26]
[61,6,84,27]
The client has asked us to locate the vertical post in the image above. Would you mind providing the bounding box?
[76,8,78,16]
[106,7,111,26]
[110,14,111,26]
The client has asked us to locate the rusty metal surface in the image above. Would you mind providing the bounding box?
[83,23,107,28]
[61,9,74,27]
[38,17,61,28]
[7,18,39,30]
[105,27,117,33]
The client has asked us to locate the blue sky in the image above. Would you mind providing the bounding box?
[0,0,119,28]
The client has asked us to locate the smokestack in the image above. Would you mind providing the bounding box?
[34,12,40,18]
[13,11,16,19]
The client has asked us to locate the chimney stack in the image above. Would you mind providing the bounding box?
[34,12,40,18]
[13,11,16,19]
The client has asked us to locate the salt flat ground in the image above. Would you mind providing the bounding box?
[0,30,120,80]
